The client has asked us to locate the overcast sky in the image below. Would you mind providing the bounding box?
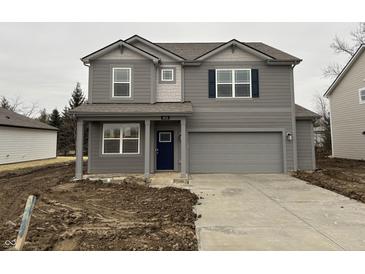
[0,22,358,115]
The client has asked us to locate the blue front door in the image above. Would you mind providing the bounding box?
[156,131,174,170]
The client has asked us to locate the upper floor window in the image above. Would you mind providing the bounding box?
[216,69,251,98]
[359,88,365,104]
[113,68,131,97]
[161,68,174,82]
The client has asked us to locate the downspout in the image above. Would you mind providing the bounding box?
[290,64,298,171]
[82,60,91,104]
[181,63,185,102]
[328,99,335,157]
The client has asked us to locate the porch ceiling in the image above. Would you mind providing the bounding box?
[70,102,193,117]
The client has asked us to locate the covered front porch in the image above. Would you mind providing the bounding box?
[71,102,192,181]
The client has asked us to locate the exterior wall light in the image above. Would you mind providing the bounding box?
[286,132,293,141]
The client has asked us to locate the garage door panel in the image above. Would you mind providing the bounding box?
[189,132,283,173]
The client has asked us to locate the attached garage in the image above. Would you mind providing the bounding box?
[189,131,284,173]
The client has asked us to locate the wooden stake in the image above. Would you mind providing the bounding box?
[14,195,37,251]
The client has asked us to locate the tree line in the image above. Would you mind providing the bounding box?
[1,82,86,155]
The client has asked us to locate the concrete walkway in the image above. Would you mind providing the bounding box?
[190,174,365,250]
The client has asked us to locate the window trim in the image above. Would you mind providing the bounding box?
[215,68,252,98]
[158,132,172,143]
[161,68,174,82]
[359,88,365,104]
[112,67,132,98]
[102,123,140,155]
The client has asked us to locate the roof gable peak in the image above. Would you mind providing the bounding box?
[194,39,275,61]
[126,35,185,61]
[81,39,160,64]
[324,44,365,97]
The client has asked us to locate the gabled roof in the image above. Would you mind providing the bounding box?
[81,39,160,64]
[156,41,301,63]
[324,44,365,97]
[126,35,185,61]
[193,39,276,61]
[0,107,58,131]
[295,104,320,120]
[81,35,301,64]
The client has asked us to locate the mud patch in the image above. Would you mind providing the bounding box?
[0,162,198,251]
[293,156,365,203]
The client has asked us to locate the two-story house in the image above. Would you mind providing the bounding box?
[324,44,365,160]
[71,35,318,180]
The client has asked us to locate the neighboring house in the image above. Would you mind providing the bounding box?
[71,35,318,179]
[313,124,326,147]
[0,107,58,164]
[324,44,365,160]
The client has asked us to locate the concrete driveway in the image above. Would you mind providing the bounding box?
[190,174,365,250]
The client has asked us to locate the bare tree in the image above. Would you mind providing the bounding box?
[0,95,39,117]
[324,22,365,78]
[22,102,39,117]
[323,63,343,78]
[314,92,331,154]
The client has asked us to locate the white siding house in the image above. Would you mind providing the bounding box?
[0,108,58,164]
[324,45,365,160]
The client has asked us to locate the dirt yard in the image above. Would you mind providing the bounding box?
[293,156,365,203]
[0,162,198,251]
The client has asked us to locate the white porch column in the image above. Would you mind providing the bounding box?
[75,119,84,180]
[144,119,151,179]
[181,117,187,178]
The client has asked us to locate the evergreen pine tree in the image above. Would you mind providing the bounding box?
[48,108,62,128]
[57,83,87,155]
[69,82,85,109]
[38,108,49,123]
[1,96,12,110]
[59,106,72,155]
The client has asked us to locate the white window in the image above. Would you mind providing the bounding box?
[159,132,172,142]
[359,88,365,104]
[161,68,174,82]
[102,123,140,154]
[216,69,251,98]
[112,68,131,97]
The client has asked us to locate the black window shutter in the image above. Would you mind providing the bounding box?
[251,69,259,98]
[208,69,216,98]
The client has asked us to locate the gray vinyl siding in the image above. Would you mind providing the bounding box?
[184,62,295,170]
[296,120,315,170]
[88,121,145,173]
[329,51,365,160]
[88,120,182,174]
[189,132,283,173]
[90,60,152,104]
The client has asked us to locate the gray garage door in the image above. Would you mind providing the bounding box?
[189,132,283,173]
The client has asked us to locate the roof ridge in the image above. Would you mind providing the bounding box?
[0,107,58,130]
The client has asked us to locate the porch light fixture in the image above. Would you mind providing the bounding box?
[161,116,170,120]
[286,132,293,141]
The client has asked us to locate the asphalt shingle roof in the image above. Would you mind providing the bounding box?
[0,107,58,130]
[155,42,301,62]
[71,103,317,119]
[295,104,320,119]
[70,102,193,116]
